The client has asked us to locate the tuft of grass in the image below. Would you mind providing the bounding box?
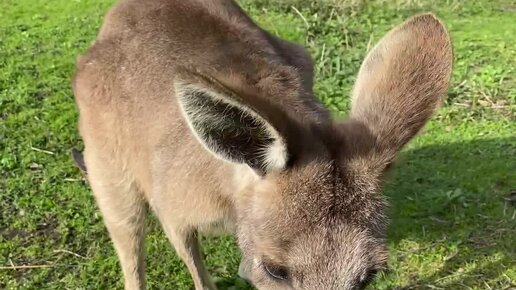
[1,0,514,289]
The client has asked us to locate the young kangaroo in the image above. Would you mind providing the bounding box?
[72,0,452,288]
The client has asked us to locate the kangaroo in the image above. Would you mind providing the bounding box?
[72,0,452,289]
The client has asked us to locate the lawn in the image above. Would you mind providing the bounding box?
[0,0,515,289]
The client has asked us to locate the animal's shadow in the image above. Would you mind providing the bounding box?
[386,138,515,289]
[213,138,515,289]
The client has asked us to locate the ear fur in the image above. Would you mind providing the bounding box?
[349,13,453,158]
[176,82,288,174]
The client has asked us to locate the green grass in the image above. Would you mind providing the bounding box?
[0,0,514,289]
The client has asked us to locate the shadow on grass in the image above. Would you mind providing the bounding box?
[386,138,515,289]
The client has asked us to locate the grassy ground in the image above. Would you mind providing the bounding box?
[1,0,515,289]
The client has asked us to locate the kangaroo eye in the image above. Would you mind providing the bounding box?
[263,262,289,280]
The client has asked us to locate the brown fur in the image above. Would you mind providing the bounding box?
[72,0,452,289]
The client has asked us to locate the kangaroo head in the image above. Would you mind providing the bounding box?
[176,14,452,290]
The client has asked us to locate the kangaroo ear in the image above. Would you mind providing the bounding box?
[350,14,452,160]
[175,81,288,175]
